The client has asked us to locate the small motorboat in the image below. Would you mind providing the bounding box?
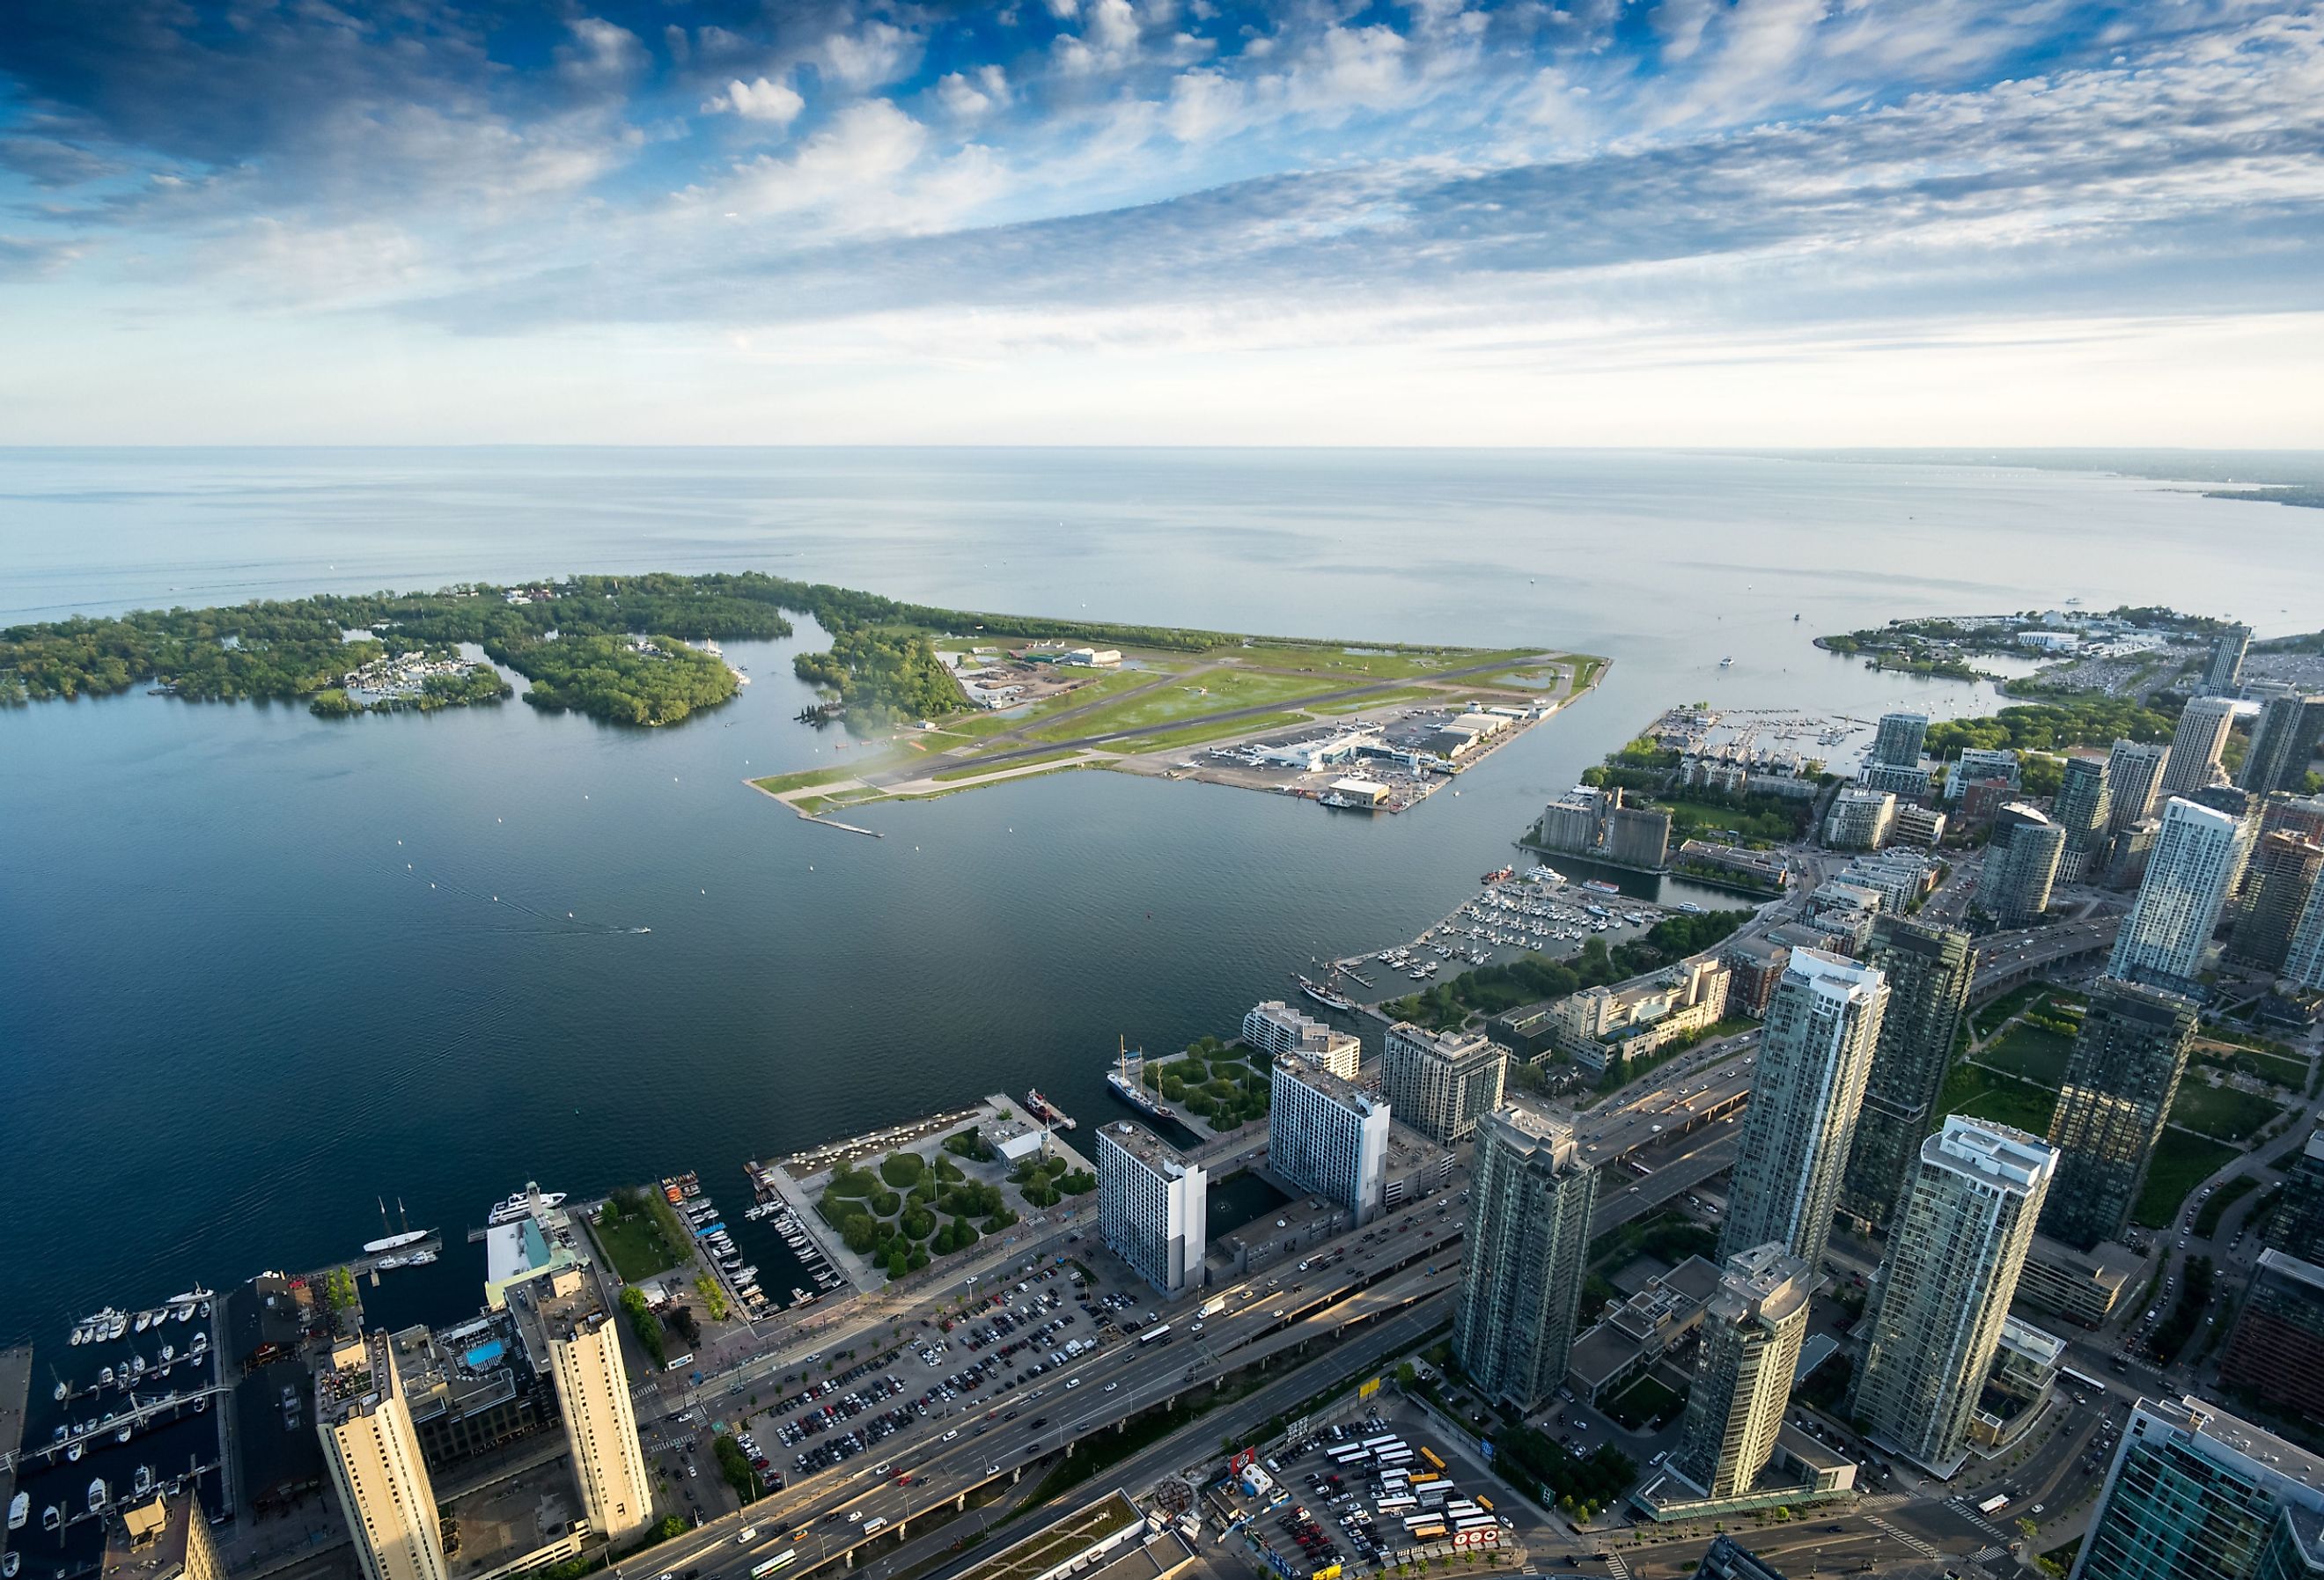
[87,1478,106,1513]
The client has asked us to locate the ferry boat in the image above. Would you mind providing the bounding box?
[1105,1041,1173,1121]
[1024,1090,1077,1130]
[487,1185,567,1225]
[1296,974,1359,1014]
[1674,901,1704,915]
[1581,879,1622,896]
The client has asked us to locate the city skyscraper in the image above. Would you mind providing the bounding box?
[2104,739,2168,835]
[1380,1022,1508,1145]
[2159,696,2236,796]
[1718,949,1887,1275]
[317,1332,452,1580]
[2071,1395,2324,1580]
[2288,876,2324,993]
[2238,690,2324,796]
[1839,917,1975,1232]
[1975,803,2064,929]
[2052,755,2112,874]
[1851,1117,2056,1477]
[101,1494,226,1580]
[2228,831,2324,974]
[2108,797,2250,988]
[1672,1244,1812,1499]
[1097,1121,1208,1296]
[1269,1056,1390,1225]
[2201,623,2252,694]
[1452,1107,1597,1413]
[1872,710,1929,768]
[2265,1128,2324,1263]
[509,1267,654,1544]
[2040,978,2200,1250]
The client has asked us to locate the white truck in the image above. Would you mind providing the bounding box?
[1200,1296,1229,1319]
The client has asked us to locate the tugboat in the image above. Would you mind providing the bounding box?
[1023,1090,1077,1131]
[1104,1040,1173,1121]
[1480,865,1515,885]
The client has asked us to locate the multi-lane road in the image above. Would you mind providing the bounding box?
[607,1208,1473,1580]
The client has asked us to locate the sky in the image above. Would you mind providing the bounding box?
[0,0,2320,445]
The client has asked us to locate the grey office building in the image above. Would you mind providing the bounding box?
[2054,755,2112,863]
[2161,696,2237,797]
[1872,711,1929,769]
[1976,803,2065,930]
[2039,977,2199,1250]
[1381,1022,1507,1145]
[2229,832,2324,974]
[2105,739,2168,836]
[1718,949,1887,1275]
[2239,690,2324,797]
[1851,1117,2056,1478]
[2202,623,2252,695]
[2071,1394,2324,1580]
[1452,1107,1597,1413]
[1839,917,1975,1232]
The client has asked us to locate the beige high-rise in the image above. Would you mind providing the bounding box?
[318,1333,449,1580]
[511,1267,655,1543]
[102,1494,226,1580]
[1673,1244,1812,1499]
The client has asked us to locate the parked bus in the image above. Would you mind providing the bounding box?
[1474,1496,1494,1514]
[1375,1453,1416,1471]
[1418,1448,1447,1472]
[1407,1473,1439,1486]
[751,1555,798,1579]
[1363,1436,1400,1451]
[1329,1446,1370,1466]
[1377,1496,1417,1516]
[1404,1522,1448,1542]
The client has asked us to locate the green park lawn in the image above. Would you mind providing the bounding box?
[1239,643,1548,682]
[1033,666,1345,742]
[1935,1062,2058,1137]
[1978,1023,2079,1087]
[2166,1081,2286,1143]
[2132,1130,2242,1229]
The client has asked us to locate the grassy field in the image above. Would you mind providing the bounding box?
[748,765,858,796]
[591,1202,686,1282]
[1307,684,1452,715]
[1978,1023,2078,1086]
[1110,709,1314,755]
[1603,1371,1687,1431]
[1239,642,1547,681]
[1972,981,2052,1038]
[1936,1062,2058,1136]
[1660,796,1802,846]
[2132,1130,2241,1228]
[1031,666,1343,742]
[2197,1041,2312,1091]
[2167,1081,2285,1143]
[2193,1174,2261,1238]
[932,668,1160,744]
[929,748,1087,782]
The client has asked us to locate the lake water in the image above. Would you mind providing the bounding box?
[4,446,2322,1349]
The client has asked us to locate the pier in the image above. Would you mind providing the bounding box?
[18,1381,230,1471]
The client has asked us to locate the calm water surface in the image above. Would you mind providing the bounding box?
[4,447,2322,1346]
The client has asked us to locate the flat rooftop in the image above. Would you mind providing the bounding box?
[1099,1121,1199,1177]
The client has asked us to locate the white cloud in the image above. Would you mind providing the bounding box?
[705,77,806,127]
[1165,70,1247,143]
[823,22,920,91]
[937,66,1012,120]
[555,18,647,88]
